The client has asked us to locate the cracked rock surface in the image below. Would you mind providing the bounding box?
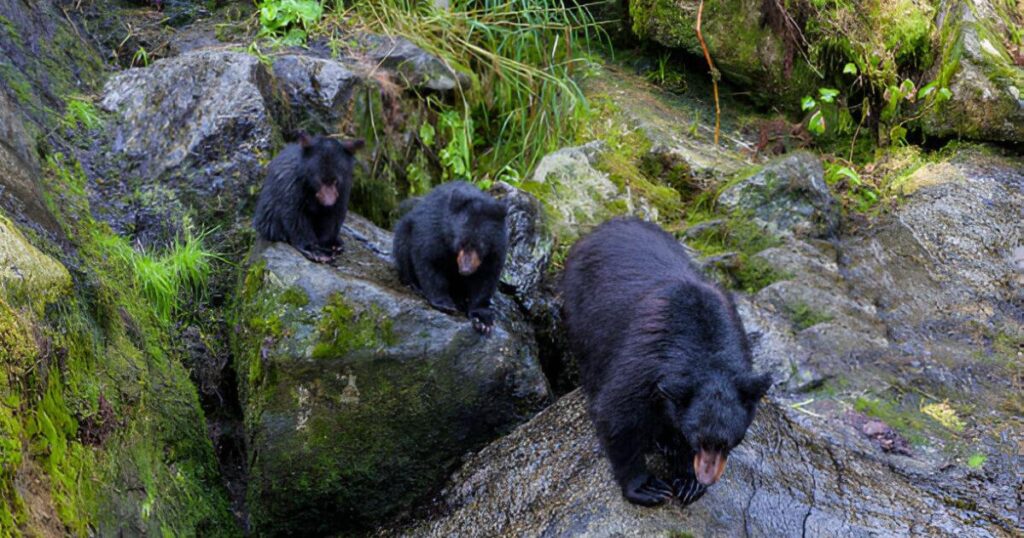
[393,390,1011,537]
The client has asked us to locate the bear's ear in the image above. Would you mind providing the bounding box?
[341,138,365,153]
[297,131,314,155]
[490,199,509,219]
[737,372,772,403]
[449,189,473,212]
[656,374,693,404]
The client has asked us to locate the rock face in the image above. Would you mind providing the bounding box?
[719,151,839,239]
[233,215,552,535]
[627,0,818,102]
[94,39,453,247]
[397,390,1011,537]
[921,0,1024,143]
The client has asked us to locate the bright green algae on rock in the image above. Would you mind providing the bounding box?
[0,146,240,536]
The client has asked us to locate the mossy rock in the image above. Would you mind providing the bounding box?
[232,215,551,535]
[0,215,70,312]
[920,0,1024,142]
[628,0,819,104]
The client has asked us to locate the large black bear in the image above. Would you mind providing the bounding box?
[561,217,771,507]
[253,133,364,263]
[393,181,508,334]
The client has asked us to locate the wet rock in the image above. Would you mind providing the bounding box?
[841,149,1024,339]
[921,0,1024,143]
[97,49,277,244]
[0,216,71,309]
[233,214,552,535]
[0,92,62,237]
[395,390,1007,537]
[719,151,839,239]
[581,65,753,185]
[523,142,656,244]
[101,49,276,194]
[627,0,818,102]
[362,35,466,92]
[271,54,360,134]
[491,181,552,302]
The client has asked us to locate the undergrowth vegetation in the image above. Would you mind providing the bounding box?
[256,0,603,190]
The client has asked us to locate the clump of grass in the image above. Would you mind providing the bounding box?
[97,229,221,324]
[62,96,101,130]
[333,0,603,184]
[784,301,833,331]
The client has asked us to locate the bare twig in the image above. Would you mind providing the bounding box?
[695,0,720,146]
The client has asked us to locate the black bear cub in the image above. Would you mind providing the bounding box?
[253,133,364,263]
[561,217,771,507]
[393,181,508,334]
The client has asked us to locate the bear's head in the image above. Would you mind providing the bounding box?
[658,370,771,485]
[447,187,507,276]
[296,133,364,208]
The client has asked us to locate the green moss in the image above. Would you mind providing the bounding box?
[685,206,788,292]
[594,150,684,222]
[0,151,243,535]
[311,293,395,359]
[0,15,21,45]
[853,396,932,446]
[0,62,35,107]
[965,452,986,469]
[280,286,310,308]
[784,301,834,331]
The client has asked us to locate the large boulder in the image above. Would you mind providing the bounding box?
[920,0,1024,143]
[627,0,819,103]
[232,214,552,535]
[396,390,1009,537]
[97,49,279,246]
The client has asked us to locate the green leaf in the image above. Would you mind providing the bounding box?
[808,110,826,135]
[282,27,307,46]
[917,82,937,99]
[843,62,858,75]
[818,88,839,103]
[836,166,861,185]
[418,122,436,146]
[801,96,817,111]
[899,79,916,99]
[937,87,953,102]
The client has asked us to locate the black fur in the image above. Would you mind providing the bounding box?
[561,217,771,507]
[253,134,364,263]
[393,181,508,334]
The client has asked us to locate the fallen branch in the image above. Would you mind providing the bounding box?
[696,0,720,145]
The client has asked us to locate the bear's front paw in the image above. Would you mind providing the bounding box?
[300,247,334,264]
[469,309,494,335]
[672,477,707,506]
[623,473,673,507]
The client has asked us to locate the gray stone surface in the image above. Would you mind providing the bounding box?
[234,214,552,535]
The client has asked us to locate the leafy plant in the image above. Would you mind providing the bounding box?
[339,0,601,185]
[824,161,879,211]
[257,0,324,45]
[131,46,150,68]
[62,96,101,131]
